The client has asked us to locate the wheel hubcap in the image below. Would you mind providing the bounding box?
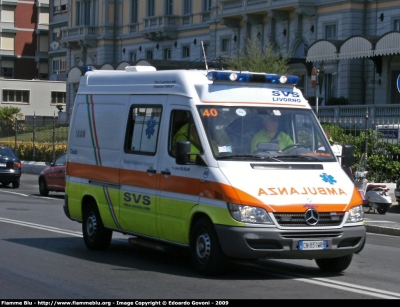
[196,232,211,262]
[87,214,97,240]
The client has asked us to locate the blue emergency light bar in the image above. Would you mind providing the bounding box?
[207,71,299,86]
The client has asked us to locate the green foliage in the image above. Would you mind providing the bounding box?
[221,38,289,74]
[0,106,24,137]
[0,141,66,162]
[321,123,400,182]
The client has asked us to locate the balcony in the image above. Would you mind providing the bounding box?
[60,26,98,49]
[220,0,317,15]
[141,16,179,41]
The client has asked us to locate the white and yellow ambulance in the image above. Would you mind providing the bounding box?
[64,66,366,275]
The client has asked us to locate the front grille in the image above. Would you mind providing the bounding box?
[273,212,344,227]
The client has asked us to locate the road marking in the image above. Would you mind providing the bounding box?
[0,190,29,197]
[0,217,82,237]
[244,261,400,299]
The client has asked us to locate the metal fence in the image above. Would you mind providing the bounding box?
[0,115,68,162]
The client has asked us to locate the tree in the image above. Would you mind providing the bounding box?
[0,106,23,136]
[221,38,289,74]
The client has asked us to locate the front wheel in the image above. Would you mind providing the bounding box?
[82,202,112,250]
[39,178,49,196]
[315,254,353,272]
[190,217,226,276]
[377,203,391,214]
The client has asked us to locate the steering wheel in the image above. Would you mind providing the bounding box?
[281,143,308,152]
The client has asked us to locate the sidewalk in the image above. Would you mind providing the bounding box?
[21,161,400,236]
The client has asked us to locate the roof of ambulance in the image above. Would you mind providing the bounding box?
[77,68,308,108]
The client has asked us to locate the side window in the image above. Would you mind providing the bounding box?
[169,110,202,158]
[125,106,162,155]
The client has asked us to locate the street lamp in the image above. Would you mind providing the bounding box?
[315,66,325,115]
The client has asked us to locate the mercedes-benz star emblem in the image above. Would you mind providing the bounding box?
[304,209,319,226]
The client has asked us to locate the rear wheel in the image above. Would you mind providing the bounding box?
[82,202,112,250]
[377,203,390,214]
[12,181,19,189]
[190,217,227,276]
[315,254,353,272]
[39,178,49,196]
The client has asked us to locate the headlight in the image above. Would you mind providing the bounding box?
[228,203,274,224]
[346,205,364,223]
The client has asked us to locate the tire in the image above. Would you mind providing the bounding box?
[82,202,112,250]
[2,182,10,186]
[315,254,353,272]
[12,181,19,189]
[377,203,390,215]
[190,217,227,276]
[39,177,49,196]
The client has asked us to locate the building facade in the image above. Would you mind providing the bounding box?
[57,0,400,121]
[0,0,49,80]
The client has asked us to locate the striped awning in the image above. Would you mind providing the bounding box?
[306,31,400,62]
[339,36,374,60]
[375,31,400,56]
[306,40,342,62]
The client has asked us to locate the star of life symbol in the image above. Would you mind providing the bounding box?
[320,173,337,185]
[146,117,157,139]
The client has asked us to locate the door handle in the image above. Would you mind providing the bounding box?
[161,170,171,176]
[147,169,156,174]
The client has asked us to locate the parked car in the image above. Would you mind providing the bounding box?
[0,146,21,189]
[38,152,66,196]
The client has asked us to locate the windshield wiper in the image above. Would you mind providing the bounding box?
[217,154,282,161]
[273,155,321,162]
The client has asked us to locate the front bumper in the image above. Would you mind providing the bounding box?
[215,224,366,260]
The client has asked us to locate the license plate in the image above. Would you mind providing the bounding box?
[299,240,328,250]
[0,163,6,167]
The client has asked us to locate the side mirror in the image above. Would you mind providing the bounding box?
[176,140,191,165]
[341,144,354,168]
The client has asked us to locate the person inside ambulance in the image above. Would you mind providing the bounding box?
[251,114,293,153]
[172,121,202,161]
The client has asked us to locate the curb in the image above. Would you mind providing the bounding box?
[365,224,400,236]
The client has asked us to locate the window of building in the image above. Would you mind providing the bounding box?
[1,67,13,78]
[146,50,153,60]
[52,59,66,74]
[221,38,231,52]
[130,51,137,62]
[203,0,211,11]
[53,0,68,15]
[165,0,173,15]
[394,19,400,31]
[51,91,66,104]
[3,90,30,104]
[183,0,192,15]
[1,33,15,51]
[125,106,162,154]
[75,56,81,66]
[131,0,138,23]
[182,46,190,58]
[76,0,94,26]
[147,0,155,17]
[325,24,336,39]
[164,48,171,60]
[1,5,15,23]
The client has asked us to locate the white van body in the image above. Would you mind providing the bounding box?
[64,67,365,275]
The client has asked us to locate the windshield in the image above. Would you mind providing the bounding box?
[198,106,336,162]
